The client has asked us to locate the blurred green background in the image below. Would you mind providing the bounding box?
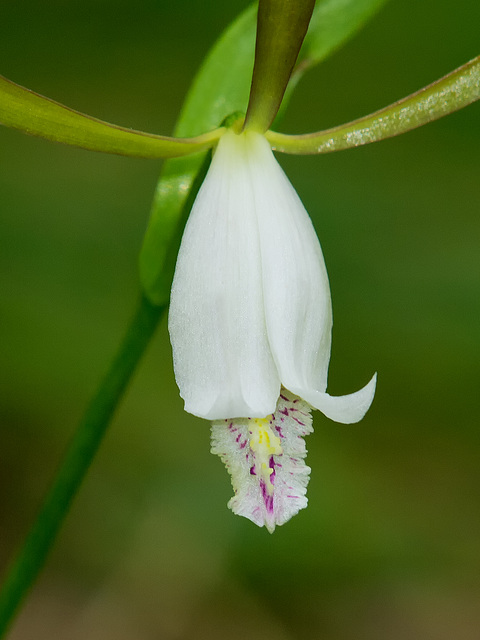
[1,1,480,638]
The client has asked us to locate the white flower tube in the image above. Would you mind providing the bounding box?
[169,129,375,422]
[168,129,376,530]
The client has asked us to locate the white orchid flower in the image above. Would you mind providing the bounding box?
[169,129,376,532]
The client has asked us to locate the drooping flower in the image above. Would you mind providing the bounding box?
[169,129,376,531]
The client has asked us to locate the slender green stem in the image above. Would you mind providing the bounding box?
[0,295,165,637]
[243,0,315,133]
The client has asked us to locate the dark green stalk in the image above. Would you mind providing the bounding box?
[243,0,315,133]
[0,295,165,637]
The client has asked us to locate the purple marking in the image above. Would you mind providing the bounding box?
[235,433,241,443]
[260,480,274,514]
[279,408,289,417]
[274,425,285,438]
[287,495,299,499]
[293,417,305,426]
[269,456,276,485]
[265,494,274,513]
[280,393,288,401]
[240,439,247,449]
[250,466,256,476]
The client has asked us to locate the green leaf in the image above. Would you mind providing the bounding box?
[0,74,222,158]
[266,55,480,154]
[139,5,257,305]
[243,0,316,133]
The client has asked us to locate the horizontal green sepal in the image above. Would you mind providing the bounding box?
[0,75,223,158]
[267,55,480,154]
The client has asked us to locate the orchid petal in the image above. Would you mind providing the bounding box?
[211,389,313,532]
[244,132,333,396]
[240,132,376,424]
[291,372,377,424]
[168,133,280,420]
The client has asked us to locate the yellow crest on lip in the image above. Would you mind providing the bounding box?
[248,416,282,495]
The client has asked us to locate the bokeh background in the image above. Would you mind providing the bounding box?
[1,1,480,638]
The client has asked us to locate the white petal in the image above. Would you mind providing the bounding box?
[243,132,332,393]
[168,132,280,420]
[290,372,377,424]
[243,132,376,424]
[211,389,313,533]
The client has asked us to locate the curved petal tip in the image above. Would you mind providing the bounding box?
[292,373,377,424]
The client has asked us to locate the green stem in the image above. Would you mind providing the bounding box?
[243,0,315,133]
[0,295,165,637]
